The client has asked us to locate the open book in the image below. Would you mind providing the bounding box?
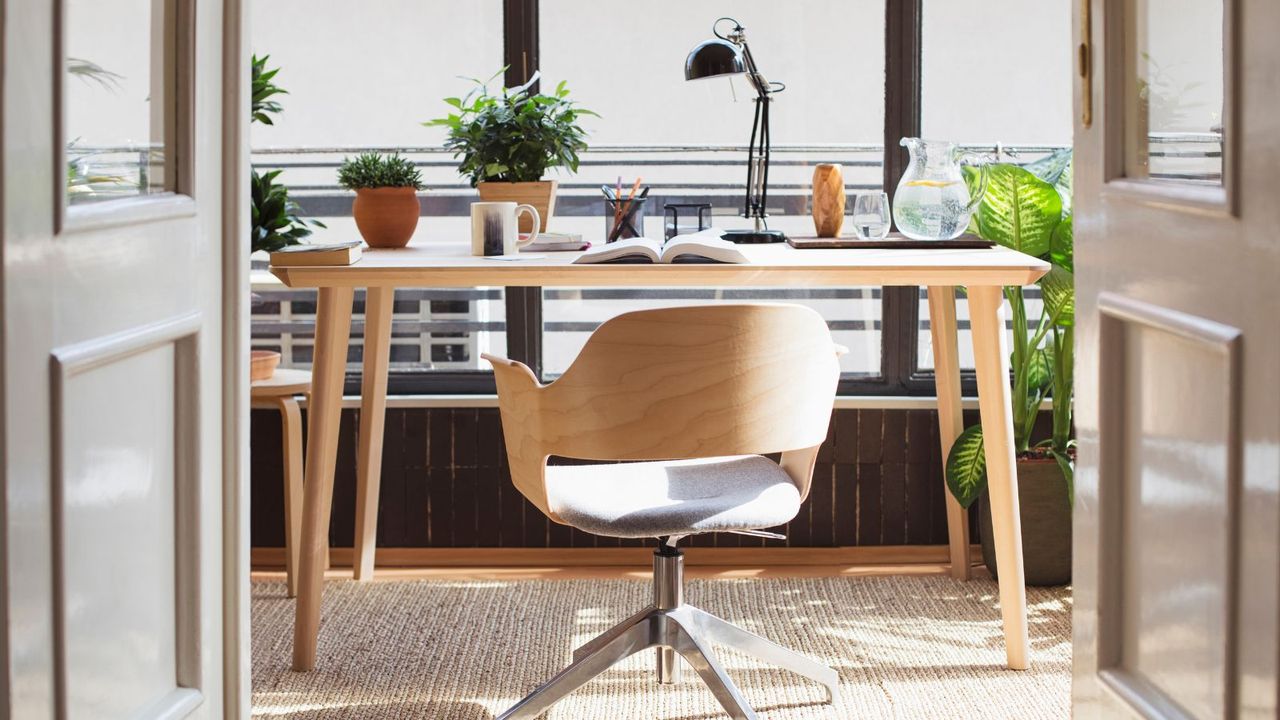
[572,229,748,265]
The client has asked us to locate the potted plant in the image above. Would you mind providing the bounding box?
[425,69,596,233]
[946,149,1074,586]
[337,152,425,249]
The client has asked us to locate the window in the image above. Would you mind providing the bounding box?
[1125,0,1225,184]
[249,0,506,385]
[539,1,886,382]
[915,0,1071,375]
[65,0,173,204]
[248,0,1073,395]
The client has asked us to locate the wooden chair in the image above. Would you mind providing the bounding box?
[484,303,843,720]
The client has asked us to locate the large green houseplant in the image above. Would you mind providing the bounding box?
[425,69,596,232]
[946,149,1074,585]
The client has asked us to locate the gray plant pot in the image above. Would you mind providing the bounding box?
[980,458,1072,586]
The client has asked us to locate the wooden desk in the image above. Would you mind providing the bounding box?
[272,239,1049,673]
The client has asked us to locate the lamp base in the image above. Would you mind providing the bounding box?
[719,228,788,244]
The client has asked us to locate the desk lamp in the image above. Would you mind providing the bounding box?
[685,17,787,243]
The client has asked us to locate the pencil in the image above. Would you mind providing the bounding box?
[612,176,624,230]
[610,177,645,241]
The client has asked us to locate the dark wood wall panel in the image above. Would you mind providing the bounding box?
[249,407,1046,550]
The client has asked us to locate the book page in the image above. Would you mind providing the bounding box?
[659,230,749,264]
[572,236,661,264]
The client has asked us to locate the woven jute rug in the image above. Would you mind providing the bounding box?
[252,576,1071,719]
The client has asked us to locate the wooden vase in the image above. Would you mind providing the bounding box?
[353,187,421,248]
[477,180,558,233]
[811,164,845,238]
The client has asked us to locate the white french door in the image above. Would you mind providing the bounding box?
[1072,0,1280,717]
[1,0,249,718]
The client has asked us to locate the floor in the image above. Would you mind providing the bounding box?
[251,565,1071,719]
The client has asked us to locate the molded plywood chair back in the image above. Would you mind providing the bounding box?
[483,303,841,521]
[483,304,846,718]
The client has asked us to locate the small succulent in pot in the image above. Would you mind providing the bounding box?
[337,152,425,249]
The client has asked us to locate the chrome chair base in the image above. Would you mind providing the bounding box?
[497,546,840,720]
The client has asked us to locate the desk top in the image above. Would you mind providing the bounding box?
[270,238,1049,289]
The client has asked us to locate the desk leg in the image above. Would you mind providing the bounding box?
[292,286,354,672]
[969,285,1030,671]
[927,286,972,581]
[354,287,393,581]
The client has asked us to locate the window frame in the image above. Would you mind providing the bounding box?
[368,0,982,398]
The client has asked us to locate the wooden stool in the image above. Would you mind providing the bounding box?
[251,368,313,597]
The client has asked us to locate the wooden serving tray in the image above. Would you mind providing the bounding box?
[787,232,994,250]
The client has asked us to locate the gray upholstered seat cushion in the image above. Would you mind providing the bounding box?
[544,455,801,539]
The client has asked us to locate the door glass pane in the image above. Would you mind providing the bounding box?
[65,0,169,204]
[1127,0,1225,185]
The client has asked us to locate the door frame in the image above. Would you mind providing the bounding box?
[220,0,251,715]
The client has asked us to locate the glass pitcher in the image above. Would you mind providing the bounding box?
[892,138,990,240]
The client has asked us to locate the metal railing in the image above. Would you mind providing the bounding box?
[251,142,1076,218]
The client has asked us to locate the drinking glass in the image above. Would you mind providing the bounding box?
[852,192,891,240]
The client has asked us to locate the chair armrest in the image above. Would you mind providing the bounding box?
[481,353,542,388]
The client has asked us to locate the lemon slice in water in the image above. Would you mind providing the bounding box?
[904,180,958,188]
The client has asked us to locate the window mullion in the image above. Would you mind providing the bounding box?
[883,0,923,392]
[502,0,543,374]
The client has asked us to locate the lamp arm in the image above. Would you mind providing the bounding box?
[740,42,770,100]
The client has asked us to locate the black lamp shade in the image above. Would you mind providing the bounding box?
[684,38,746,81]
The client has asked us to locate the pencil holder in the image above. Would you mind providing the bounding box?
[605,196,647,242]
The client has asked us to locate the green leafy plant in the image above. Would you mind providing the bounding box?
[252,169,319,253]
[249,55,321,253]
[252,54,288,126]
[337,152,424,190]
[425,69,597,186]
[946,149,1075,510]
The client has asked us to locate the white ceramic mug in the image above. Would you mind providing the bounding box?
[471,201,541,256]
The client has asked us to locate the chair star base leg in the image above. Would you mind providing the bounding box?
[501,608,838,719]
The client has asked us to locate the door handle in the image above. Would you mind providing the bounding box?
[1078,0,1093,128]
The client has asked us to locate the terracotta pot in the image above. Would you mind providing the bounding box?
[477,180,557,233]
[250,350,280,381]
[980,458,1072,586]
[353,187,421,248]
[811,163,845,237]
